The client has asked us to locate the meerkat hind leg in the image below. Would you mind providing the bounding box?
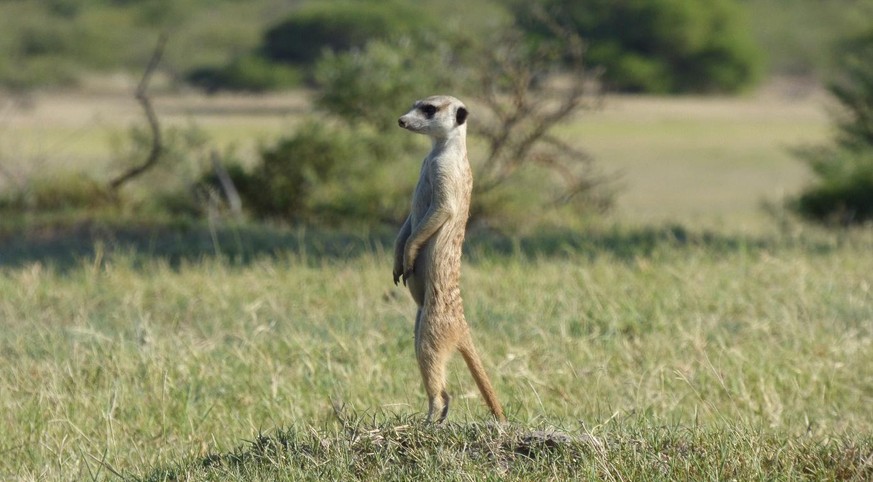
[438,390,451,422]
[414,308,423,355]
[421,359,449,423]
[417,335,451,423]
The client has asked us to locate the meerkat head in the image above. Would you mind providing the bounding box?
[398,95,468,139]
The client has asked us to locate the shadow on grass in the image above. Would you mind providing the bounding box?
[0,217,838,272]
[0,218,391,270]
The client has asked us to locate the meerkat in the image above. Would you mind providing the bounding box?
[392,95,505,423]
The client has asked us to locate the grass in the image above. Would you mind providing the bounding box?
[144,417,870,480]
[1,86,871,480]
[0,223,870,480]
[0,92,306,190]
[568,94,829,227]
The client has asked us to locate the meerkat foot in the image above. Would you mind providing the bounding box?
[438,391,451,423]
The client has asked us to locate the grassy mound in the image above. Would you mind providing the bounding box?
[140,417,870,480]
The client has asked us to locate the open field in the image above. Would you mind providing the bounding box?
[575,88,828,228]
[0,92,308,192]
[1,89,871,480]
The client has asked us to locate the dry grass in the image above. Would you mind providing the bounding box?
[1,88,870,480]
[566,88,831,228]
[0,224,870,480]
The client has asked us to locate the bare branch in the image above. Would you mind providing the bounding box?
[467,9,608,208]
[109,32,169,191]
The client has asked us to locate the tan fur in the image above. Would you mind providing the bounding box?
[393,95,505,423]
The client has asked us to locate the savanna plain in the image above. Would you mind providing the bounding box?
[1,88,871,480]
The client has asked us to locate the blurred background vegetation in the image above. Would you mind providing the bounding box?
[0,0,866,91]
[0,0,872,232]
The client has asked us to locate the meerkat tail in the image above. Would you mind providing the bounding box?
[457,334,506,422]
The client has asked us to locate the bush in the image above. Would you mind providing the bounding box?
[514,0,762,93]
[243,26,610,229]
[185,0,439,92]
[795,150,873,224]
[314,39,455,130]
[793,30,873,225]
[186,55,301,93]
[0,173,110,212]
[237,123,347,222]
[247,123,344,220]
[260,0,439,66]
[231,120,417,225]
[0,2,146,88]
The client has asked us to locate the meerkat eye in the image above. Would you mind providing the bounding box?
[420,104,437,118]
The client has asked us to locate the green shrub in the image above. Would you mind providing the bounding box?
[795,150,873,224]
[186,55,301,93]
[246,29,609,229]
[514,0,762,93]
[0,173,110,212]
[0,55,80,89]
[793,30,873,225]
[0,0,281,89]
[185,0,439,92]
[107,122,215,217]
[225,114,419,225]
[314,39,455,130]
[239,123,353,222]
[246,120,417,225]
[260,0,439,66]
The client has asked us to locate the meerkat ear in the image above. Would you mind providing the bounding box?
[456,106,468,126]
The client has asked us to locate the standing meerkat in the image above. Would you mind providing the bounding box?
[393,95,505,423]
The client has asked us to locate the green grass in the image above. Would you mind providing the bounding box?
[1,223,870,480]
[566,95,829,227]
[144,418,870,480]
[1,82,870,480]
[0,93,304,191]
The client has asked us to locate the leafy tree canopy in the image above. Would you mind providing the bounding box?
[514,0,763,93]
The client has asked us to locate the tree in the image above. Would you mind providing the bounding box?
[260,0,439,67]
[793,30,873,225]
[239,10,612,228]
[513,0,762,94]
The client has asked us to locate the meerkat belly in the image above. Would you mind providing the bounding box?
[406,244,429,305]
[407,223,463,305]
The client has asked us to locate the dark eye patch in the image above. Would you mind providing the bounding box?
[420,104,437,118]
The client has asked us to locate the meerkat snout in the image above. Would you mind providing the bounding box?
[398,96,468,137]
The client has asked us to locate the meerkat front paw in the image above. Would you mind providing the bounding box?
[402,261,415,285]
[402,252,416,285]
[393,253,404,285]
[402,266,414,285]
